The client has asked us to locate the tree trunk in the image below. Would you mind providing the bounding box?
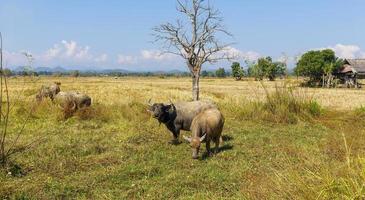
[192,73,200,101]
[326,73,333,88]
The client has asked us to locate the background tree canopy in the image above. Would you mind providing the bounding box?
[231,62,245,80]
[215,68,226,78]
[295,49,343,83]
[248,57,286,81]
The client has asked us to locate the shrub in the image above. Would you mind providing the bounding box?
[308,101,322,117]
[71,70,80,78]
[231,62,245,81]
[215,68,226,78]
[262,83,322,123]
[354,106,365,118]
[235,83,322,124]
[74,104,111,122]
[248,57,286,81]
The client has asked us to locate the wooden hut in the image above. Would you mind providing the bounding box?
[337,59,365,88]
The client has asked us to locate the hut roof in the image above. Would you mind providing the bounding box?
[339,64,354,73]
[344,59,365,74]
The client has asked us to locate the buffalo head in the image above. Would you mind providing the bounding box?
[147,99,176,124]
[183,134,206,159]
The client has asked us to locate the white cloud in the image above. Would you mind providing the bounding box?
[62,40,77,57]
[75,46,90,59]
[117,50,178,65]
[117,54,137,65]
[4,40,262,70]
[3,40,110,68]
[94,54,108,62]
[360,52,365,58]
[298,44,365,62]
[221,46,260,61]
[276,56,287,63]
[141,50,177,61]
[2,50,27,67]
[116,47,261,70]
[43,40,92,60]
[328,44,361,59]
[314,44,364,59]
[44,44,62,59]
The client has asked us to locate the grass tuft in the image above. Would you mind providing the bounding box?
[75,104,111,122]
[354,106,365,118]
[234,83,323,124]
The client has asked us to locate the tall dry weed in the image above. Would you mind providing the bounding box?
[234,82,322,124]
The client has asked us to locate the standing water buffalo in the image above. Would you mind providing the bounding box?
[183,108,224,159]
[36,82,61,101]
[54,91,92,111]
[147,99,216,144]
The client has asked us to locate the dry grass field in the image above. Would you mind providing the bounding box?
[1,76,365,199]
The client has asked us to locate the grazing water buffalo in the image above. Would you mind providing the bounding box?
[36,82,61,101]
[183,108,224,159]
[54,91,91,111]
[147,99,216,144]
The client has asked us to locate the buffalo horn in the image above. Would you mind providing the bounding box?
[200,134,207,142]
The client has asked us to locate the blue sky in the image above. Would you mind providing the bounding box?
[1,0,365,71]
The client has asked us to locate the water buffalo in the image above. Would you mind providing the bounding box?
[54,91,91,111]
[36,82,61,101]
[147,99,216,144]
[183,108,224,159]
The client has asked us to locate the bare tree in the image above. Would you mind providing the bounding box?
[153,0,232,100]
[22,51,35,75]
[0,33,41,168]
[0,31,11,166]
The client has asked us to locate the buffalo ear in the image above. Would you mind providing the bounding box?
[166,104,176,113]
[147,104,155,113]
[147,98,153,106]
[183,136,192,143]
[200,134,207,142]
[165,105,172,113]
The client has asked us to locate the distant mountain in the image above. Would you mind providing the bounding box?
[52,66,67,72]
[34,66,67,72]
[145,69,188,74]
[13,66,29,72]
[99,69,130,74]
[12,66,67,73]
[166,69,189,74]
[10,66,188,74]
[34,67,53,72]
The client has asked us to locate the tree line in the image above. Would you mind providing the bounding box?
[0,69,229,78]
[230,49,348,88]
[2,49,345,85]
[230,57,287,81]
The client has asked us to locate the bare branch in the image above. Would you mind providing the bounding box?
[0,33,41,166]
[153,0,233,72]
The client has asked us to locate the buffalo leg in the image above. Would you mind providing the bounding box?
[169,129,180,145]
[166,125,181,145]
[214,139,220,154]
[206,140,212,156]
[173,129,179,140]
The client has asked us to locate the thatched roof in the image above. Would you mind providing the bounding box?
[343,59,365,74]
[340,64,353,73]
